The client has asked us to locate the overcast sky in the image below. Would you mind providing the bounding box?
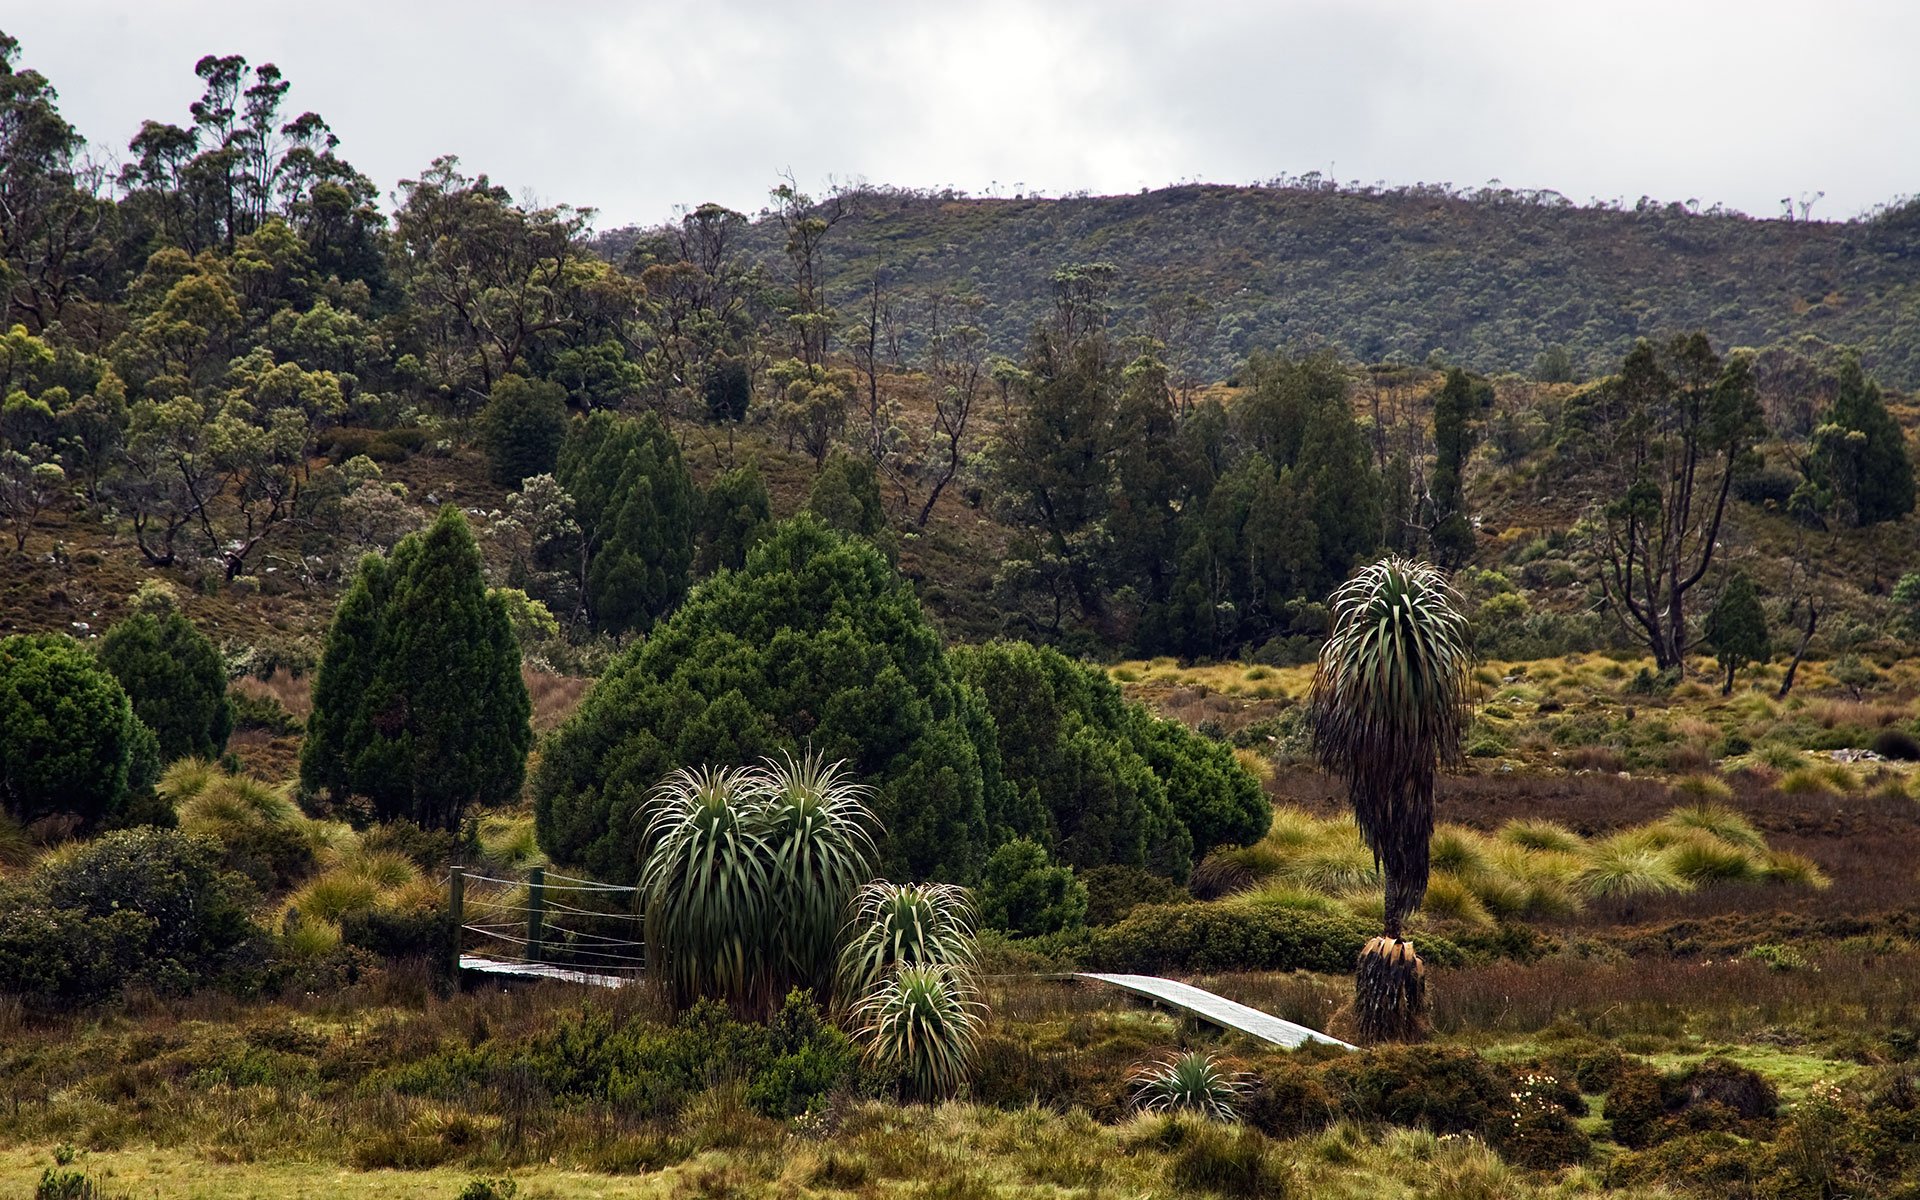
[9,1,1916,230]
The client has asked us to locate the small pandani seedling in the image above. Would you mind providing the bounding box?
[1130,1050,1251,1122]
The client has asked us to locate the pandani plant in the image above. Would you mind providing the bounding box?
[838,880,984,1099]
[638,763,777,1014]
[1307,556,1472,1044]
[1129,1050,1250,1122]
[837,880,978,1000]
[851,962,985,1101]
[640,753,984,1099]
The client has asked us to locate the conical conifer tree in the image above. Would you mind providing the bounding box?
[98,598,232,762]
[300,507,530,829]
[557,410,694,634]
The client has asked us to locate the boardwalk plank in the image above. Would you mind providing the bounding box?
[1078,972,1355,1050]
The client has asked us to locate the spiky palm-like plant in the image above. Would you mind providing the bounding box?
[1307,557,1471,1043]
[639,765,774,1013]
[852,963,985,1101]
[639,755,880,1015]
[758,751,879,999]
[837,880,979,1002]
[1129,1051,1250,1122]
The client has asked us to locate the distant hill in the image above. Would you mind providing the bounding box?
[603,183,1920,385]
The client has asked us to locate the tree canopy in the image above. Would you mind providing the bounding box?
[535,515,1002,883]
[0,633,158,828]
[1808,357,1914,527]
[97,598,231,762]
[299,506,530,829]
[1705,573,1770,695]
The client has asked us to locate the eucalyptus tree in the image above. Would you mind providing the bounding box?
[1578,335,1762,670]
[1808,356,1914,528]
[0,31,112,333]
[1307,557,1472,1043]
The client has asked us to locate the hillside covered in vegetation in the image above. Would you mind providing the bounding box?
[603,180,1920,387]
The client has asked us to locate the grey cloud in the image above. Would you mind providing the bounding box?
[10,0,1918,229]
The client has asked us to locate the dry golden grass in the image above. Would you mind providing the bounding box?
[1806,698,1905,730]
[1207,798,1820,926]
[231,667,312,721]
[524,665,591,732]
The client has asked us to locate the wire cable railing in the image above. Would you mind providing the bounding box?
[451,865,647,984]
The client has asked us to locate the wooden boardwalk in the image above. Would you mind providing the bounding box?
[459,955,1351,1051]
[1078,972,1355,1050]
[460,954,638,989]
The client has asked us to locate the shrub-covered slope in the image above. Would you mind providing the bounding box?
[626,183,1920,384]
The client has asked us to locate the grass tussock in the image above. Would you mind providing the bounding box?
[0,811,32,871]
[1214,801,1816,923]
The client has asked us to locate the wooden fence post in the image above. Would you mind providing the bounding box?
[448,865,465,981]
[527,866,545,963]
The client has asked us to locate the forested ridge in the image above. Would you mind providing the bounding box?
[4,30,1918,672]
[604,180,1920,386]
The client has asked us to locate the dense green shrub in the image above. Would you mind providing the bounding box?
[300,508,531,830]
[1321,1045,1589,1168]
[214,818,318,893]
[97,605,231,761]
[1674,1057,1779,1120]
[555,409,695,635]
[952,640,1270,880]
[227,689,299,734]
[1607,1057,1777,1149]
[0,633,157,828]
[389,991,856,1120]
[1325,1045,1515,1134]
[1615,1067,1920,1199]
[535,516,1002,882]
[976,838,1087,937]
[1870,727,1920,761]
[1538,1039,1633,1093]
[337,903,452,962]
[1127,704,1273,860]
[479,373,567,488]
[1086,901,1376,974]
[1079,864,1186,926]
[1244,1062,1339,1138]
[695,460,771,575]
[0,828,265,1005]
[1613,1130,1768,1195]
